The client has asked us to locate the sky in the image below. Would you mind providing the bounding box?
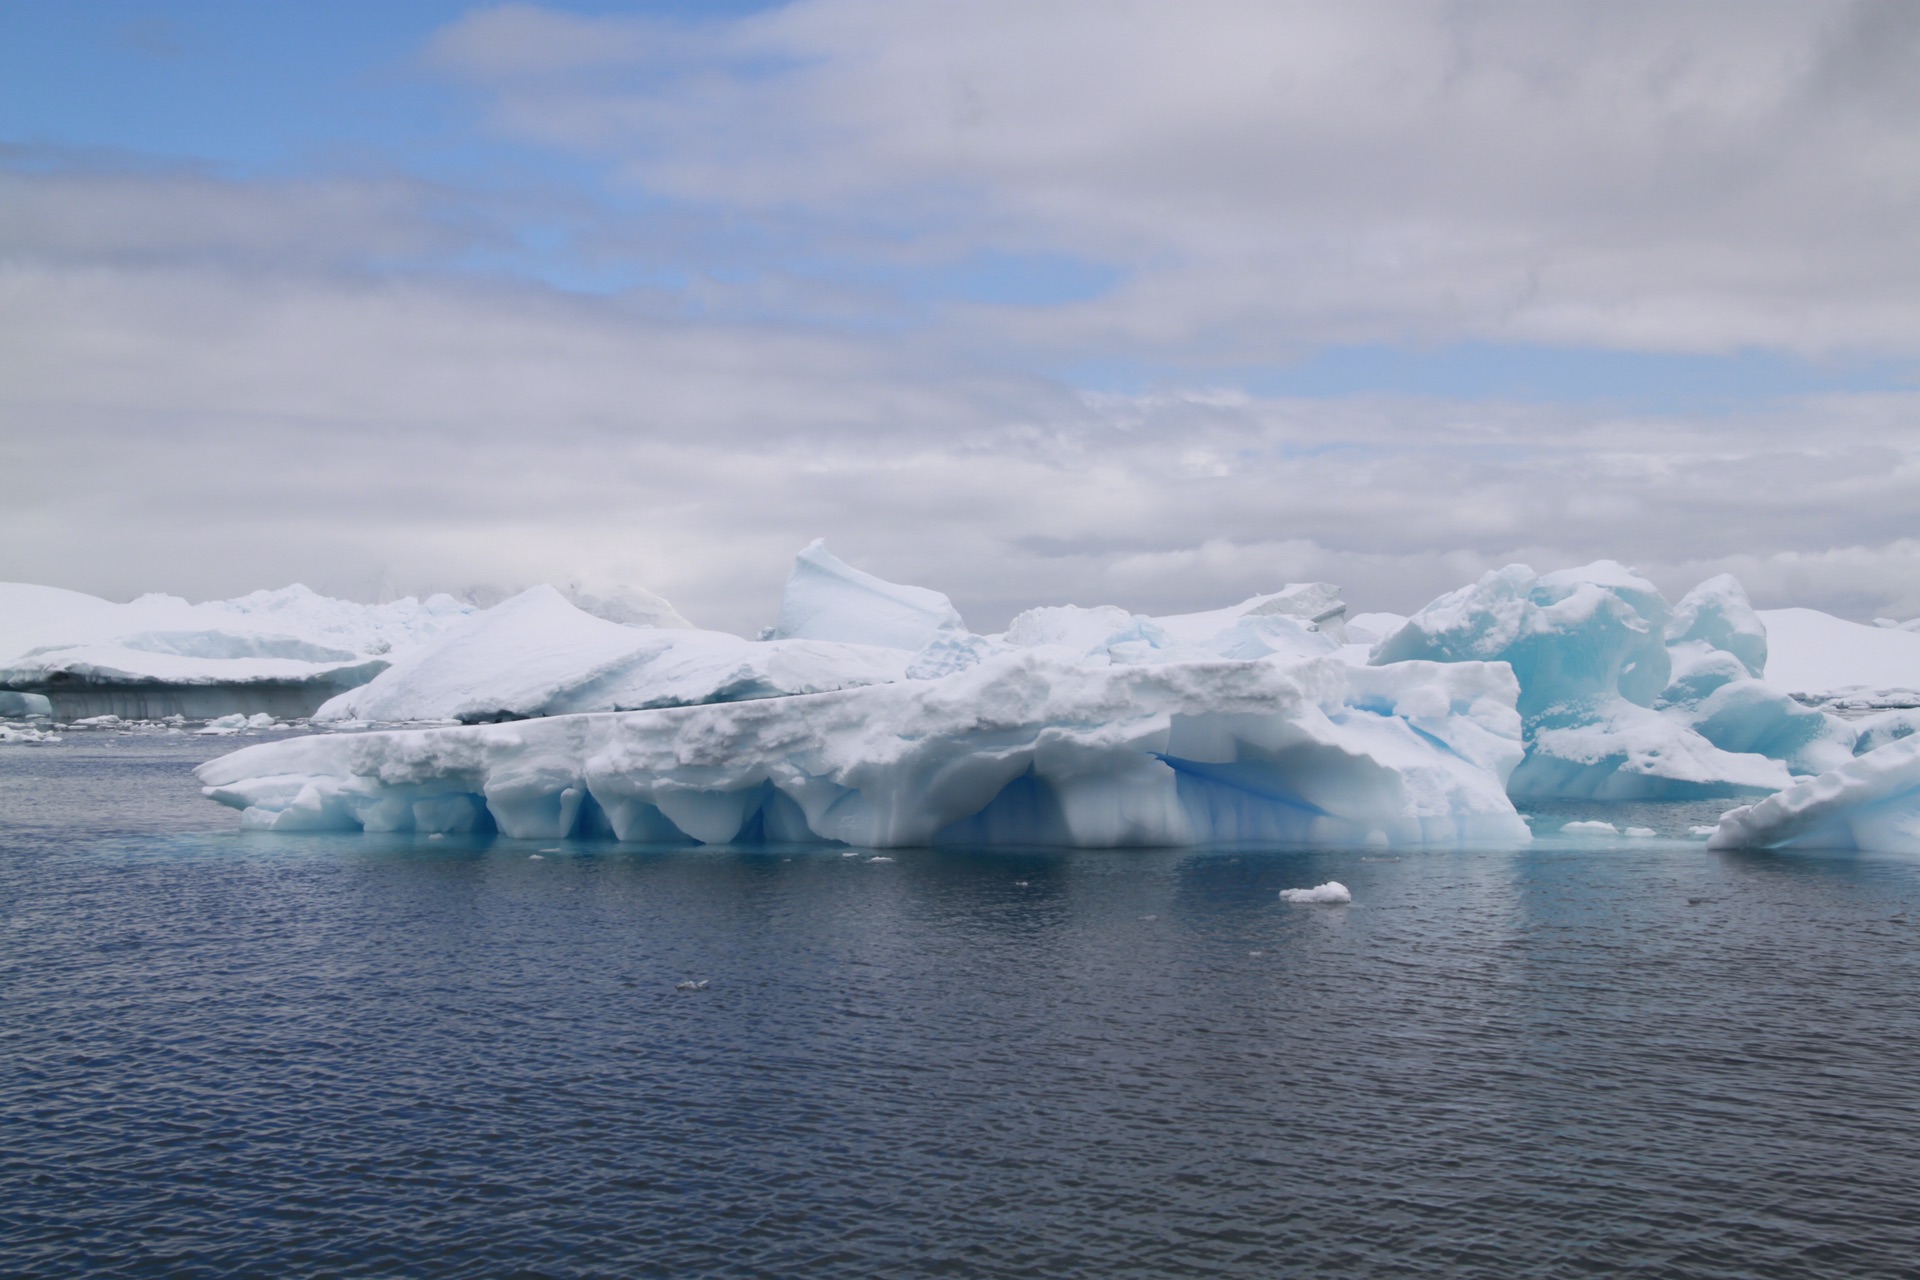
[4,0,1920,634]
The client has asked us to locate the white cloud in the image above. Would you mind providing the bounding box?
[430,0,1920,358]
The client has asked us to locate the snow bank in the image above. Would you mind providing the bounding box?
[1280,881,1351,904]
[1759,607,1920,709]
[199,650,1531,850]
[316,584,909,724]
[1709,737,1920,854]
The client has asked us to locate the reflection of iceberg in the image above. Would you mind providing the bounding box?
[200,546,1528,850]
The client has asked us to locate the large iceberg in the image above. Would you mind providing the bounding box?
[1370,563,1827,799]
[199,548,1528,849]
[200,648,1528,849]
[1709,737,1920,853]
[0,582,479,719]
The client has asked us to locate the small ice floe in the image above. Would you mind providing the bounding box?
[197,713,249,736]
[427,833,444,840]
[1624,827,1657,838]
[539,847,561,853]
[1139,913,1159,920]
[841,850,861,858]
[867,855,894,863]
[1690,825,1719,837]
[1013,880,1030,887]
[1280,881,1352,905]
[528,854,544,860]
[1561,820,1619,835]
[1248,949,1267,957]
[71,714,122,728]
[675,979,710,992]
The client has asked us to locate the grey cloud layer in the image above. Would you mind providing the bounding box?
[6,3,1920,630]
[433,0,1920,357]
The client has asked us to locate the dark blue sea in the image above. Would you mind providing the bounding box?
[5,731,1920,1278]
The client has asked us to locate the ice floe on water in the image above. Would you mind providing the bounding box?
[12,543,1918,850]
[1280,881,1352,904]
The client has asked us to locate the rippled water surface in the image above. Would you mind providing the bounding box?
[6,733,1920,1278]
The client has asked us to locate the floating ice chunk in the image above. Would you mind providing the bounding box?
[771,540,965,651]
[1709,737,1920,853]
[198,713,249,735]
[1562,820,1620,834]
[1624,827,1657,838]
[1689,825,1718,837]
[867,855,895,863]
[71,714,122,727]
[675,979,710,991]
[1280,881,1351,904]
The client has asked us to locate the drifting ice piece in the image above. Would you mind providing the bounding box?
[1280,881,1351,904]
[200,650,1531,850]
[316,585,909,724]
[1709,737,1920,853]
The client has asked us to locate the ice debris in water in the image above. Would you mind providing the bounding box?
[1562,820,1620,834]
[1690,825,1719,837]
[1280,881,1352,904]
[1624,827,1657,838]
[675,979,710,992]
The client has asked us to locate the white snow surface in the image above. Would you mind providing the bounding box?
[1279,881,1352,904]
[199,649,1531,850]
[1758,608,1920,705]
[0,581,477,689]
[315,584,910,724]
[1709,736,1920,854]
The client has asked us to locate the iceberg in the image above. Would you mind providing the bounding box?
[198,646,1530,849]
[1757,606,1920,711]
[0,581,481,719]
[1709,737,1920,854]
[1279,881,1352,904]
[1372,563,1796,798]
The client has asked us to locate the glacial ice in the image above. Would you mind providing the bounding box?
[772,540,966,650]
[1372,563,1800,799]
[1709,737,1920,853]
[0,581,481,719]
[199,638,1531,849]
[314,584,912,724]
[1757,606,1920,710]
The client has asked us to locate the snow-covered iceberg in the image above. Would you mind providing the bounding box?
[1757,606,1920,711]
[1709,737,1920,854]
[0,582,479,719]
[199,646,1530,849]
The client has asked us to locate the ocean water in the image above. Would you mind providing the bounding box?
[5,733,1920,1278]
